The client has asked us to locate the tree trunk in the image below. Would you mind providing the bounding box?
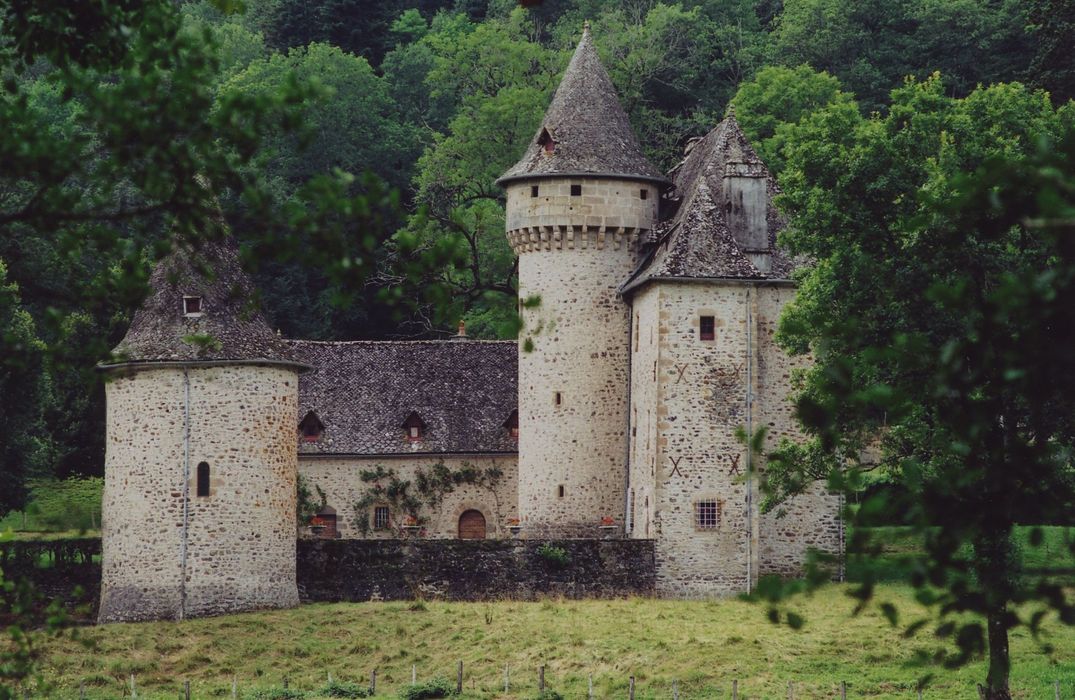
[974,529,1015,700]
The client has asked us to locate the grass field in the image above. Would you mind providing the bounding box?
[31,584,1075,700]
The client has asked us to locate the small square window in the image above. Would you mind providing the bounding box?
[373,506,390,530]
[640,189,648,200]
[699,315,715,341]
[183,296,203,316]
[570,184,582,196]
[531,185,539,197]
[695,500,720,530]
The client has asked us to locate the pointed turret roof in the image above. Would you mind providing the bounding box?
[105,234,304,369]
[620,114,798,294]
[497,23,666,186]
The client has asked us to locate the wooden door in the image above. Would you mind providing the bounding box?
[458,510,486,540]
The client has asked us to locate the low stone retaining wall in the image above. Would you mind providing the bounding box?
[297,538,656,602]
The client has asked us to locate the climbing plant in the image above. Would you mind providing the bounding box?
[352,462,503,536]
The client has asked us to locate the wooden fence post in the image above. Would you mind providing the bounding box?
[130,674,137,699]
[456,661,463,695]
[732,679,738,700]
[80,681,86,699]
[231,676,237,699]
[539,665,545,692]
[840,681,846,700]
[1054,679,1060,700]
[917,686,923,700]
[283,676,289,690]
[629,676,635,700]
[371,669,377,695]
[673,679,679,700]
[504,666,509,693]
[184,680,191,700]
[788,680,794,700]
[588,674,594,700]
[413,664,417,686]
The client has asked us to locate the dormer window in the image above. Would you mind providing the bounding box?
[298,411,324,442]
[538,127,555,154]
[183,296,203,317]
[402,411,426,442]
[504,410,519,439]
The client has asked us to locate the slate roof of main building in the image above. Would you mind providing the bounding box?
[497,25,666,186]
[620,115,797,294]
[289,340,518,456]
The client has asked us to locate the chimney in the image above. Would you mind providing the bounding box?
[723,159,770,273]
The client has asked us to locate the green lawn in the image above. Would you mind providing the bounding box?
[847,526,1075,584]
[29,584,1075,700]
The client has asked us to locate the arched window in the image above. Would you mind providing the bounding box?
[196,462,210,497]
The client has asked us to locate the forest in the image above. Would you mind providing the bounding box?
[0,0,1072,508]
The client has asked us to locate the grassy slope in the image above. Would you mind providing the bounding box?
[37,585,1074,700]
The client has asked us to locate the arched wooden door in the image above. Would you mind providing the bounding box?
[458,510,486,540]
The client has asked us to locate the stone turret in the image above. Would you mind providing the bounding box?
[498,24,667,536]
[98,223,308,623]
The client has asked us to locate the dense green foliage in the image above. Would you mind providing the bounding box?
[754,72,1075,697]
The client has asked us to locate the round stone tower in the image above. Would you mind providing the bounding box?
[498,24,667,537]
[98,229,307,623]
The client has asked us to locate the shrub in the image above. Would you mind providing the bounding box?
[248,688,307,700]
[398,677,457,700]
[320,679,370,698]
[532,690,564,700]
[536,543,571,568]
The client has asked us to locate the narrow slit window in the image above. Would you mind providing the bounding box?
[373,506,390,530]
[570,184,582,197]
[699,315,715,341]
[196,462,210,497]
[694,500,720,530]
[557,485,565,498]
[554,391,562,406]
[531,185,539,198]
[183,296,203,316]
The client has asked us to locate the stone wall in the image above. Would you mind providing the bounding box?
[755,287,844,577]
[296,538,655,602]
[298,455,518,539]
[628,281,842,597]
[506,176,657,537]
[99,364,300,623]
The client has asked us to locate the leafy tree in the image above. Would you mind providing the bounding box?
[770,0,1034,113]
[1026,0,1075,105]
[761,76,1075,698]
[731,64,855,173]
[0,262,50,516]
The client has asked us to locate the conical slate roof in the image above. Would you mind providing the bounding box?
[620,114,798,294]
[497,24,666,186]
[106,235,303,368]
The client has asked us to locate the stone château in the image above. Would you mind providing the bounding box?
[97,25,841,623]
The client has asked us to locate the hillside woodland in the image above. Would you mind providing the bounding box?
[0,0,1071,511]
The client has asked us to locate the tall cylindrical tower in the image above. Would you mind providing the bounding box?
[98,234,308,623]
[498,24,667,537]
